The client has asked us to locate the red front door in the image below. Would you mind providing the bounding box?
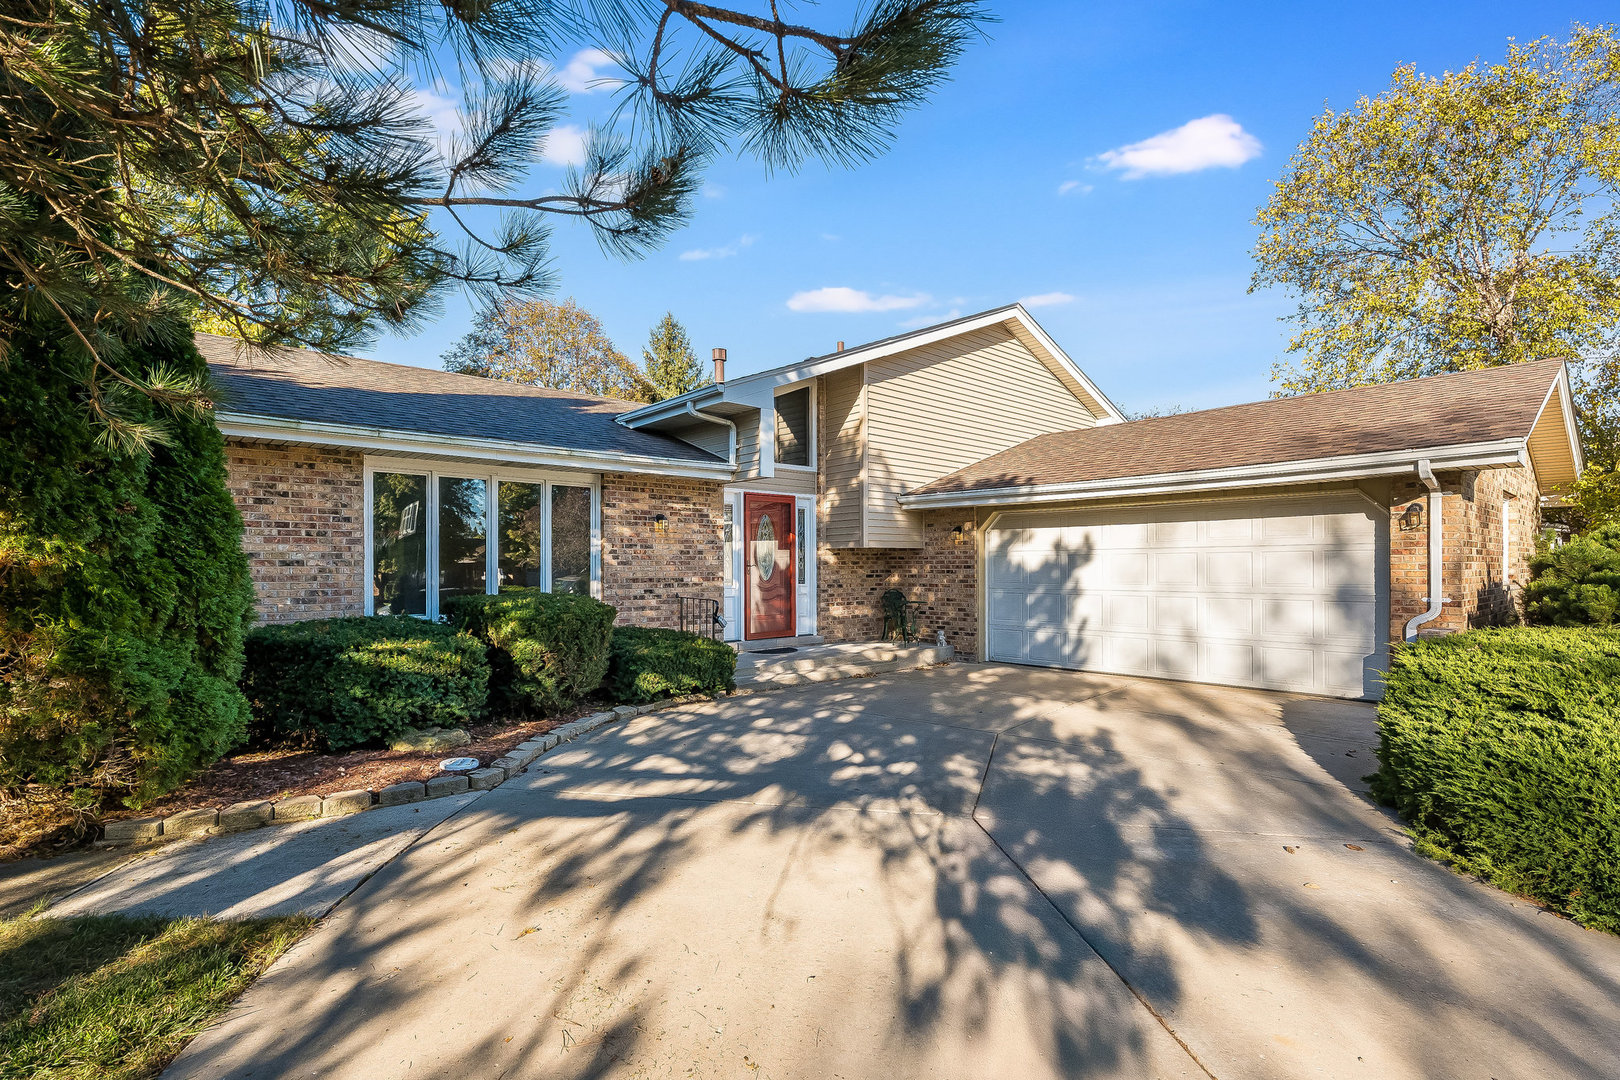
[744,494,795,640]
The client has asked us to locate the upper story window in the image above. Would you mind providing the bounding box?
[775,386,812,468]
[368,462,598,619]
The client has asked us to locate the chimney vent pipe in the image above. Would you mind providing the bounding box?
[712,347,727,384]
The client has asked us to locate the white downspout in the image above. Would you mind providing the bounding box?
[1403,458,1451,642]
[685,401,737,468]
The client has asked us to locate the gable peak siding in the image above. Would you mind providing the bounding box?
[861,324,1099,547]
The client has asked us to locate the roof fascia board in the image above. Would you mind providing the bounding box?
[895,439,1529,509]
[612,383,726,427]
[216,412,735,480]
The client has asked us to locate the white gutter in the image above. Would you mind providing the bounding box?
[1404,458,1451,642]
[684,401,737,468]
[215,412,735,480]
[897,438,1528,510]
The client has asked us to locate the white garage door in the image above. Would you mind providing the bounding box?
[985,496,1387,698]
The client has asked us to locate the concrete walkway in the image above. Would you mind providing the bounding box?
[159,665,1620,1079]
[48,792,483,919]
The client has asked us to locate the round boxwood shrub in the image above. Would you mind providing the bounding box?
[242,617,490,750]
[442,589,615,715]
[0,325,255,808]
[1371,627,1620,932]
[1523,525,1620,626]
[605,626,737,703]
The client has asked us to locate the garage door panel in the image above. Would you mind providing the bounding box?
[1152,552,1198,587]
[1261,598,1316,636]
[1153,636,1200,677]
[1202,596,1254,636]
[984,496,1386,699]
[1261,549,1316,588]
[1206,551,1254,589]
[1153,595,1198,633]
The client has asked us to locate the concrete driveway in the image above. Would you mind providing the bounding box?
[166,664,1620,1080]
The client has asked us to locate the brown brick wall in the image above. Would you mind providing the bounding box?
[225,440,365,624]
[1388,464,1541,641]
[816,509,981,653]
[601,472,724,629]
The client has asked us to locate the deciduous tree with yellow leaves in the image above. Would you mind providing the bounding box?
[1251,25,1620,525]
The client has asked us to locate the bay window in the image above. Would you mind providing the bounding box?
[366,462,599,619]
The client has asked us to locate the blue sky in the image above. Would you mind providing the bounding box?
[369,1,1608,415]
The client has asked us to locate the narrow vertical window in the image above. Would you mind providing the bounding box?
[550,485,592,594]
[371,472,428,616]
[722,502,735,588]
[497,482,544,590]
[797,506,807,584]
[437,476,488,605]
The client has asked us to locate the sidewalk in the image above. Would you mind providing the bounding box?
[30,792,481,919]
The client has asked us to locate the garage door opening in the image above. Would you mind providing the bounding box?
[984,495,1388,699]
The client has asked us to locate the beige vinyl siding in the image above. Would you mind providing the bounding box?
[662,417,731,461]
[864,324,1100,547]
[735,411,764,480]
[727,470,816,497]
[821,367,866,547]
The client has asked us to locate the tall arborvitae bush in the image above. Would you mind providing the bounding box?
[0,326,255,809]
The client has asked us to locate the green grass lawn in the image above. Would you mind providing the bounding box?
[0,911,310,1080]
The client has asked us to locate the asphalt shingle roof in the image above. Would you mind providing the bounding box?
[909,360,1565,497]
[197,332,724,465]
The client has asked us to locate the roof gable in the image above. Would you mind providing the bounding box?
[617,304,1125,427]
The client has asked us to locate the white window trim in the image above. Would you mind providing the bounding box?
[363,455,601,619]
[772,381,817,472]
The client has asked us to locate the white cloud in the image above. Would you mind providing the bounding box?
[1057,180,1093,196]
[787,287,930,314]
[1095,114,1261,179]
[701,183,726,199]
[556,49,624,94]
[679,234,758,261]
[538,124,589,167]
[1020,291,1076,308]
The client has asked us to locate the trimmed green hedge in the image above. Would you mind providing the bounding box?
[443,589,615,715]
[606,626,737,703]
[1523,525,1620,626]
[1371,626,1620,932]
[242,617,489,750]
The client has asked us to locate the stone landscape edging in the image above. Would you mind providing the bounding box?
[96,700,671,848]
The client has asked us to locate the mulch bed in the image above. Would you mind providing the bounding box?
[0,702,606,863]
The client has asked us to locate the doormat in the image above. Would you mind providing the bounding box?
[754,647,798,655]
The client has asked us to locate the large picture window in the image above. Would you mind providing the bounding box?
[367,465,598,619]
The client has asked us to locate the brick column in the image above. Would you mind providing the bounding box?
[600,472,725,628]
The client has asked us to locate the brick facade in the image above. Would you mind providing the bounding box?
[225,440,365,624]
[601,472,725,629]
[815,509,982,654]
[1388,464,1542,641]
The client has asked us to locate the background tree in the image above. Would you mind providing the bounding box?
[642,312,705,401]
[0,0,985,444]
[444,297,652,401]
[1250,26,1620,522]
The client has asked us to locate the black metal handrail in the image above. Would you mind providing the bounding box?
[676,595,723,640]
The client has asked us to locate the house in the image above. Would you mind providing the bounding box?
[199,303,1583,700]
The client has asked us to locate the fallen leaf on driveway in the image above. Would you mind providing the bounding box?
[1283,846,1298,854]
[1345,843,1364,851]
[1303,882,1322,889]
